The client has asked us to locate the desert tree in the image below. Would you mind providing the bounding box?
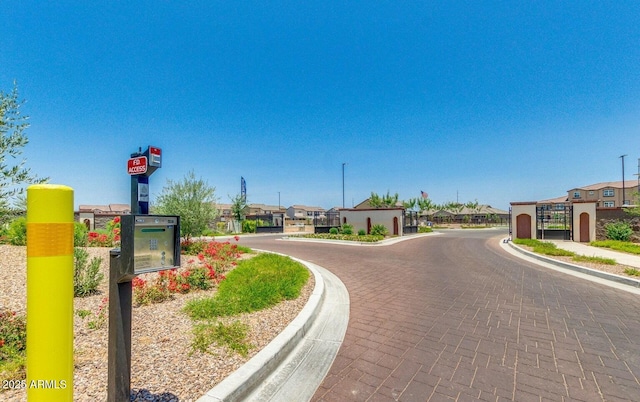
[0,83,48,223]
[153,170,218,240]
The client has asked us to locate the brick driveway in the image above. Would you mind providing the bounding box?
[241,231,640,401]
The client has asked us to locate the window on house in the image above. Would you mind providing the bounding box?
[573,191,581,198]
[603,189,614,197]
[555,204,565,210]
[604,201,614,207]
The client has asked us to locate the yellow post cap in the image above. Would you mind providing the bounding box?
[27,184,74,223]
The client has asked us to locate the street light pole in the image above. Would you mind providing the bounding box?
[342,163,346,208]
[621,154,627,206]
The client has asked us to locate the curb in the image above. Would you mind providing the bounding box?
[504,239,640,289]
[196,254,326,402]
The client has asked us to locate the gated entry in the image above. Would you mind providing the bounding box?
[255,213,284,233]
[536,204,572,240]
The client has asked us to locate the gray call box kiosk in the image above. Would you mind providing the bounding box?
[117,214,181,281]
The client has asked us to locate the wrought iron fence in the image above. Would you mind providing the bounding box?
[255,213,284,233]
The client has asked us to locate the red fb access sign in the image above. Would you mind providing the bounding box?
[127,156,148,175]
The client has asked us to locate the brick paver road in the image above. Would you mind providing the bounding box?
[240,230,640,401]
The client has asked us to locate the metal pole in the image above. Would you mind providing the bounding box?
[621,154,627,205]
[341,163,344,208]
[107,250,133,402]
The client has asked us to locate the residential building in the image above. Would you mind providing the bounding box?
[567,180,638,207]
[421,205,509,224]
[247,203,285,216]
[286,205,326,221]
[510,179,640,242]
[76,204,130,230]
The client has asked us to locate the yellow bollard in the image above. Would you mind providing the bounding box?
[26,184,74,401]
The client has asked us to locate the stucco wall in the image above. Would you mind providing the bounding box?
[510,203,536,239]
[572,202,596,242]
[340,208,404,236]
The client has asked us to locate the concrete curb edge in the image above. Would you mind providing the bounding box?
[196,252,326,402]
[504,239,640,289]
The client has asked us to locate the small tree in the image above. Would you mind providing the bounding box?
[154,170,218,240]
[417,197,435,216]
[465,199,481,225]
[0,83,48,223]
[369,191,399,208]
[369,192,383,208]
[402,198,417,211]
[230,193,248,222]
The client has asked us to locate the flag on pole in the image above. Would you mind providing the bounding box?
[421,191,428,199]
[241,177,247,202]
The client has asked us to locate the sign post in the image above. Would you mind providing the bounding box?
[109,146,169,401]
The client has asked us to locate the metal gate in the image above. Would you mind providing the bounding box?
[255,213,284,233]
[403,210,418,234]
[536,204,572,240]
[313,210,341,233]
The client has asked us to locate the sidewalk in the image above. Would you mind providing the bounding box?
[504,239,640,291]
[546,240,640,269]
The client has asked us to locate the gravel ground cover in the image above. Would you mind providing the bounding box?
[0,245,313,401]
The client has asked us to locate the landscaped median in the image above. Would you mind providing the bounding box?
[298,233,385,242]
[508,238,640,283]
[0,238,313,401]
[291,225,434,244]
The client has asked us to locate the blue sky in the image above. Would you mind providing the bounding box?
[2,1,639,211]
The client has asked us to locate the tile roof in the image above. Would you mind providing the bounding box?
[570,180,638,191]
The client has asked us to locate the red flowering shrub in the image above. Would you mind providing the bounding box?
[132,275,172,306]
[0,309,26,362]
[87,217,121,247]
[131,238,243,306]
[181,239,207,255]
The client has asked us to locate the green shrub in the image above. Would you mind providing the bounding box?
[0,309,27,378]
[301,233,383,242]
[185,265,214,291]
[513,238,575,256]
[370,224,388,237]
[604,221,634,242]
[329,227,339,235]
[572,255,616,265]
[181,239,208,255]
[341,224,353,235]
[132,276,173,306]
[418,226,433,233]
[74,222,88,247]
[201,228,217,236]
[242,220,257,233]
[513,238,542,247]
[534,243,575,256]
[357,229,366,236]
[74,247,104,297]
[590,240,640,255]
[190,320,252,357]
[624,267,640,276]
[242,219,267,233]
[6,217,27,246]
